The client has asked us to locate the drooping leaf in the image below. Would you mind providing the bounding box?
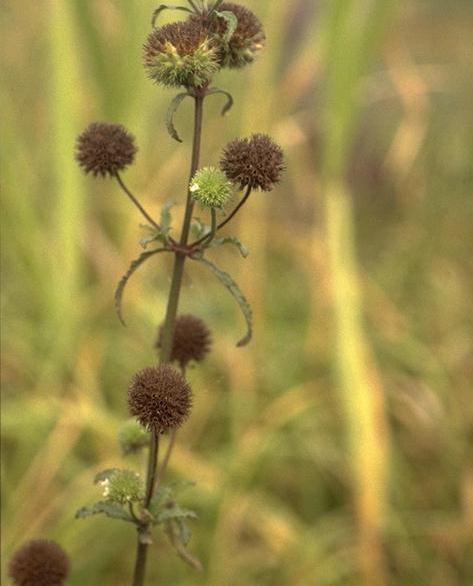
[208,236,249,258]
[152,4,193,28]
[194,257,253,346]
[115,248,168,325]
[156,504,198,524]
[160,201,175,234]
[165,520,203,571]
[75,501,134,523]
[208,87,234,116]
[214,10,238,42]
[166,92,191,142]
[175,517,192,546]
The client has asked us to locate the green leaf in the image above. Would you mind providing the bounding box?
[214,10,238,42]
[166,92,191,143]
[156,504,198,524]
[209,236,249,258]
[75,501,134,523]
[191,218,209,240]
[195,257,253,346]
[94,469,120,484]
[208,88,234,116]
[175,517,192,546]
[210,0,225,14]
[160,201,175,234]
[152,4,193,28]
[115,248,168,325]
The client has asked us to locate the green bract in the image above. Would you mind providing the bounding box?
[190,166,232,209]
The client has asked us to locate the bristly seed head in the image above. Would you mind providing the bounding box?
[128,365,192,433]
[220,133,284,191]
[75,122,137,177]
[191,2,265,68]
[156,314,212,368]
[8,540,70,586]
[144,20,220,88]
[190,166,233,209]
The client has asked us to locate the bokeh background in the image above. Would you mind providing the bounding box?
[2,0,473,584]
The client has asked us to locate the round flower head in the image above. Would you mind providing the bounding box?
[156,314,212,368]
[128,365,192,433]
[220,133,284,191]
[144,20,219,88]
[8,539,70,586]
[191,3,265,68]
[190,166,232,208]
[75,122,137,177]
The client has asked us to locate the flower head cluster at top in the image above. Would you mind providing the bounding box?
[144,2,265,89]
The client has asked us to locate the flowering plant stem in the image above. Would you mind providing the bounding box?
[131,90,205,586]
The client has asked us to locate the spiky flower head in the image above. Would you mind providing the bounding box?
[98,469,143,504]
[128,365,192,433]
[8,540,70,586]
[191,3,265,68]
[75,122,137,177]
[156,314,212,368]
[190,166,232,209]
[144,21,219,88]
[220,133,284,191]
[118,419,150,455]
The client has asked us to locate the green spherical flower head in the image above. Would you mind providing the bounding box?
[9,540,70,586]
[99,469,143,505]
[190,166,232,209]
[144,20,220,88]
[118,419,150,455]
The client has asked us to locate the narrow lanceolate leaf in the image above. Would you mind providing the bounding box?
[156,504,198,524]
[195,257,253,346]
[75,501,134,523]
[208,88,234,116]
[209,236,249,258]
[214,10,238,42]
[166,92,191,143]
[152,5,193,28]
[115,248,168,325]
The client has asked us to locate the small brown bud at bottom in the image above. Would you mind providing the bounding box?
[128,365,192,433]
[8,540,70,586]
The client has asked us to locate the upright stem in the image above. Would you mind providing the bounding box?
[131,91,205,586]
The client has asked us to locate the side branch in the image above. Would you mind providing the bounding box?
[115,172,160,230]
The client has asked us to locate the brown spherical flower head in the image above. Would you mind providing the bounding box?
[8,539,70,586]
[128,365,192,433]
[191,3,265,68]
[75,122,137,177]
[220,133,285,191]
[156,314,212,368]
[144,20,219,88]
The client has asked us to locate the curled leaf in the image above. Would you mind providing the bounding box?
[214,10,238,42]
[152,4,193,28]
[208,87,234,116]
[166,92,191,142]
[115,249,168,325]
[194,257,253,346]
[208,236,249,258]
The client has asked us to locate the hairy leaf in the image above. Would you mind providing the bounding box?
[166,92,191,143]
[195,257,253,346]
[209,236,249,258]
[214,10,238,42]
[156,504,198,524]
[75,501,134,523]
[115,248,168,325]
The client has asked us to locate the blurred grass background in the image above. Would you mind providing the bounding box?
[1,0,473,584]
